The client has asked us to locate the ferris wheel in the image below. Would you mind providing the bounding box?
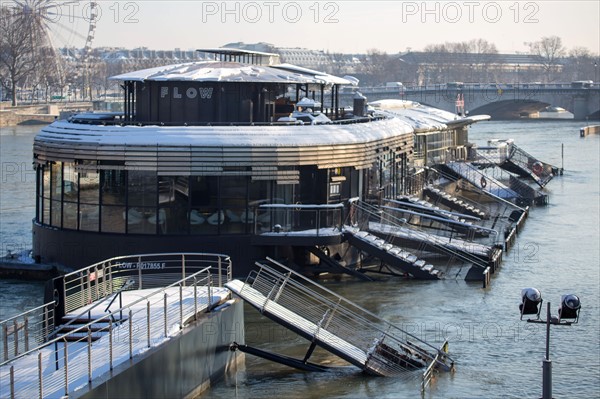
[8,0,98,85]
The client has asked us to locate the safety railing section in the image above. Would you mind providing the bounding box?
[421,341,450,392]
[256,203,344,236]
[506,143,555,187]
[59,253,232,317]
[431,167,528,242]
[0,302,56,364]
[470,150,545,202]
[441,161,527,201]
[350,199,490,271]
[242,258,453,376]
[0,253,232,399]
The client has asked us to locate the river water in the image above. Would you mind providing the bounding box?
[1,121,598,398]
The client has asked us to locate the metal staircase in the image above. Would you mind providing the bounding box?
[345,200,494,282]
[344,229,444,279]
[422,185,489,219]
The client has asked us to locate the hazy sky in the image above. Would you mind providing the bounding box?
[51,0,600,54]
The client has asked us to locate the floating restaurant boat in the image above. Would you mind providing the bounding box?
[30,48,554,285]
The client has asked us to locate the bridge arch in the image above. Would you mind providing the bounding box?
[470,100,550,119]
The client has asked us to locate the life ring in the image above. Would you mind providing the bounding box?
[532,162,543,175]
[480,176,487,188]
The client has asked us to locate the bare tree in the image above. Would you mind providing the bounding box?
[359,49,390,85]
[0,5,36,105]
[526,36,566,82]
[562,47,597,81]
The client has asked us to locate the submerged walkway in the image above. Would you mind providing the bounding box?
[226,258,453,380]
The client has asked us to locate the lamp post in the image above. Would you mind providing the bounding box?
[519,289,581,399]
[595,62,598,83]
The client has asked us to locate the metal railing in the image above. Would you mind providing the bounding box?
[0,253,232,399]
[506,143,555,187]
[470,150,543,202]
[256,203,344,236]
[0,303,56,364]
[59,252,232,316]
[349,199,490,273]
[242,258,453,378]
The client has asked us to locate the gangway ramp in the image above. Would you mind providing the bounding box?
[225,258,453,382]
[488,142,557,187]
[343,229,444,279]
[368,221,501,271]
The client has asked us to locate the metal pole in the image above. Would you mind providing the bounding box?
[10,365,14,399]
[129,309,133,359]
[164,293,168,337]
[38,352,43,399]
[147,301,151,348]
[561,143,564,173]
[542,301,552,399]
[63,340,69,396]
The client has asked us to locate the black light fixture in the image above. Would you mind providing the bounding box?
[519,288,582,399]
[558,294,581,323]
[519,287,542,319]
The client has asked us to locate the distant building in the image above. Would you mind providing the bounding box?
[398,52,556,84]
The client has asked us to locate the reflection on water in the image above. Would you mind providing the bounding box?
[1,121,598,398]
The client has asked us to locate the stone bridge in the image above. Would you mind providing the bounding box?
[338,84,600,120]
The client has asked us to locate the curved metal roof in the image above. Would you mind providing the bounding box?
[109,60,355,85]
[33,118,414,178]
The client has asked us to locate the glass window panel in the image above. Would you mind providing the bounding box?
[249,180,271,232]
[63,202,78,230]
[63,163,79,200]
[126,207,157,234]
[80,171,99,205]
[220,176,247,234]
[51,200,62,227]
[189,176,219,235]
[43,195,50,225]
[43,166,50,199]
[101,205,125,233]
[51,162,62,199]
[128,171,157,208]
[158,176,189,235]
[37,168,44,223]
[79,204,99,232]
[101,170,126,205]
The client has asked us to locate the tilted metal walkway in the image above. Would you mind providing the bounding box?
[367,221,500,270]
[498,143,557,187]
[225,258,453,387]
[437,161,548,206]
[343,229,444,279]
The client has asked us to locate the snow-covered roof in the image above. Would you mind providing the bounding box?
[109,60,354,85]
[271,63,355,85]
[369,99,490,132]
[38,117,413,147]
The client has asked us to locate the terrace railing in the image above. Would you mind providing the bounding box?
[0,253,232,399]
[255,203,344,236]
